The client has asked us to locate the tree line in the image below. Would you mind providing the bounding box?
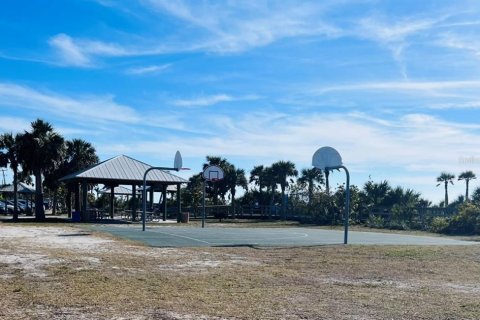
[0,119,98,221]
[182,157,480,234]
[2,119,479,234]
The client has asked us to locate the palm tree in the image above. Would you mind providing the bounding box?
[263,166,277,218]
[458,171,476,201]
[436,172,455,208]
[0,133,23,221]
[271,160,298,219]
[18,119,65,221]
[471,187,480,204]
[250,165,266,207]
[226,166,248,218]
[363,180,391,207]
[203,156,231,205]
[298,168,324,209]
[325,170,330,195]
[45,139,99,215]
[64,139,99,171]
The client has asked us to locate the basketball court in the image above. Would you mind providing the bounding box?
[87,225,478,247]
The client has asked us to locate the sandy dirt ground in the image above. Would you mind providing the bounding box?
[1,224,479,320]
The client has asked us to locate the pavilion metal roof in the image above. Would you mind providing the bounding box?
[0,182,35,194]
[99,186,139,195]
[100,184,178,195]
[59,155,188,185]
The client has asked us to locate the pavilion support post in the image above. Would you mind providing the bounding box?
[109,186,115,219]
[67,185,72,218]
[162,185,167,221]
[176,183,181,223]
[132,185,137,222]
[74,183,80,213]
[81,180,88,222]
[149,187,154,211]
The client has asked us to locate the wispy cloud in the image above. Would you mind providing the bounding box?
[0,82,141,124]
[125,64,171,75]
[355,14,446,78]
[142,1,341,53]
[0,116,31,133]
[312,80,480,95]
[102,110,480,171]
[173,94,259,107]
[49,33,130,67]
[49,34,93,67]
[436,32,480,57]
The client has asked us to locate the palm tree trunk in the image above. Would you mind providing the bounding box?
[281,185,286,220]
[231,188,236,219]
[52,192,57,215]
[34,170,45,221]
[269,185,274,219]
[325,170,330,195]
[466,180,470,201]
[12,168,18,221]
[308,181,313,214]
[444,181,448,208]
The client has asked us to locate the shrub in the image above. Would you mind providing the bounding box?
[429,217,449,233]
[446,203,480,235]
[366,215,385,229]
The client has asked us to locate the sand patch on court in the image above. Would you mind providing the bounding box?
[0,225,260,277]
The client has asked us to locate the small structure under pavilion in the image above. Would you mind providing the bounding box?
[59,155,188,222]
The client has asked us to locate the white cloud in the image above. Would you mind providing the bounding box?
[312,80,480,95]
[0,117,31,133]
[173,94,259,107]
[0,82,141,124]
[49,33,131,67]
[142,1,341,53]
[125,64,171,75]
[437,32,480,57]
[96,109,480,202]
[173,94,233,107]
[49,34,92,67]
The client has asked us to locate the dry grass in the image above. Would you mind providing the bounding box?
[0,224,479,319]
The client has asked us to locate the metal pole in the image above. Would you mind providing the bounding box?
[326,165,350,244]
[143,166,180,231]
[202,180,206,228]
[341,165,350,245]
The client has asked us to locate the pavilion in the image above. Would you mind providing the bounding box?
[59,155,188,222]
[0,182,36,212]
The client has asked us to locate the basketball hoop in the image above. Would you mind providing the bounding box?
[203,165,224,182]
[312,146,350,244]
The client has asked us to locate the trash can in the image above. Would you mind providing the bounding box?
[72,211,81,222]
[181,212,189,223]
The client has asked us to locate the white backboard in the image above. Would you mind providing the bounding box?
[174,151,182,170]
[203,165,224,181]
[312,146,343,170]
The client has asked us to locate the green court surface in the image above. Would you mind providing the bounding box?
[87,225,478,247]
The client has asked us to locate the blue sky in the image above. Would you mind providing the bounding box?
[1,0,480,203]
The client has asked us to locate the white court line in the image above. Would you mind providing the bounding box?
[151,230,212,245]
[192,232,309,244]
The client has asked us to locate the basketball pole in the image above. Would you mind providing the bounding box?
[202,180,206,228]
[326,165,350,244]
[142,166,180,232]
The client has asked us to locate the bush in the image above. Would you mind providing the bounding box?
[366,215,385,229]
[429,217,449,233]
[445,203,480,235]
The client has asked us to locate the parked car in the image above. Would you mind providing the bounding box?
[7,200,27,213]
[0,200,14,214]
